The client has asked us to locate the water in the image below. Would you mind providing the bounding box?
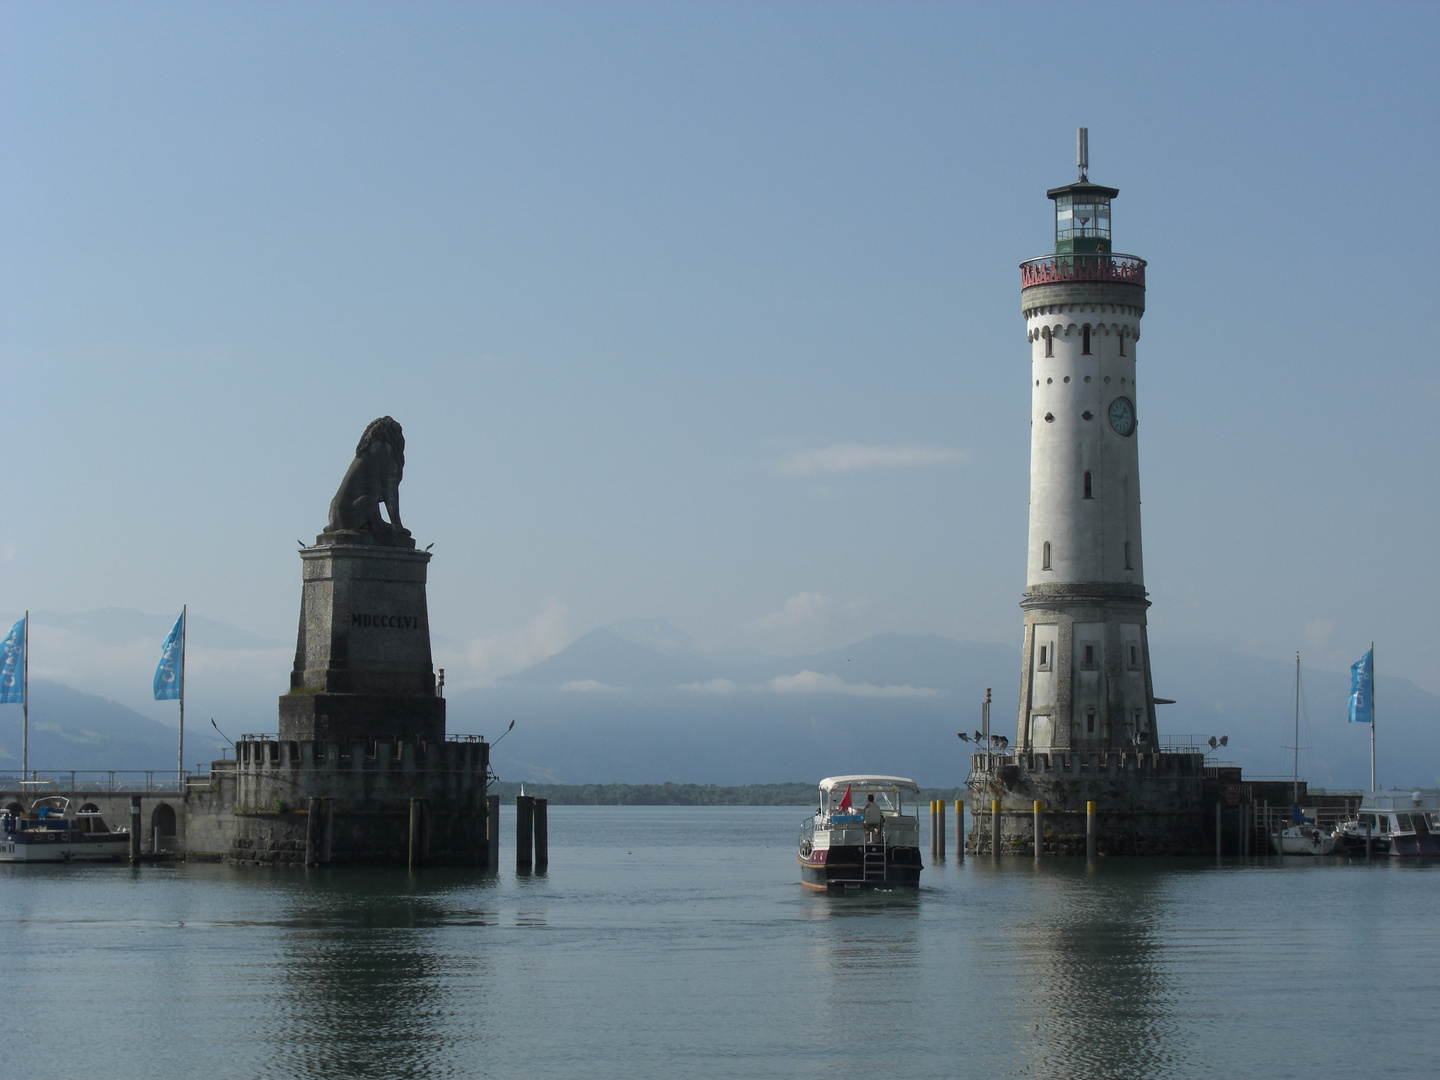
[1,805,1433,1079]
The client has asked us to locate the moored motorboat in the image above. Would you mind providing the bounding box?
[1334,790,1440,857]
[798,775,923,889]
[0,797,130,862]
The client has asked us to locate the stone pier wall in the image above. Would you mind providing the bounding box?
[208,736,489,866]
[966,750,1208,856]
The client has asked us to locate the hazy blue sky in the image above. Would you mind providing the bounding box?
[3,2,1437,697]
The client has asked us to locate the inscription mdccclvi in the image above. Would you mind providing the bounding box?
[351,613,422,629]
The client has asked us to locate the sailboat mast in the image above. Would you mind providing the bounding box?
[1292,652,1300,806]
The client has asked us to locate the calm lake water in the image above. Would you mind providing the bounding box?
[1,805,1433,1080]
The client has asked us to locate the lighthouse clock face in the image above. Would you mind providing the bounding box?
[1108,396,1136,437]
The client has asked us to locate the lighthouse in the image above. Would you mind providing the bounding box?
[1015,130,1156,755]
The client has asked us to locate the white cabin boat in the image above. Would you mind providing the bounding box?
[797,775,923,889]
[1334,790,1440,857]
[1270,814,1337,856]
[0,797,130,862]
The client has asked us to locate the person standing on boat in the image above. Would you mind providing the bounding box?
[863,793,884,841]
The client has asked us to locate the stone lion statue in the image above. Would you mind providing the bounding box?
[326,416,411,540]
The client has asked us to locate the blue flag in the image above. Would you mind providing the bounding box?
[1348,648,1373,725]
[154,611,185,701]
[0,616,23,704]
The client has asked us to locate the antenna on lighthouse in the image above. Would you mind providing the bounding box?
[1077,127,1089,180]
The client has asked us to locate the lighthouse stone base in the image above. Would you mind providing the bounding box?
[967,751,1209,856]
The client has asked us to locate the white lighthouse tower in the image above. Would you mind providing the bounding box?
[1015,130,1156,755]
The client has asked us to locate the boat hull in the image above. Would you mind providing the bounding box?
[798,845,923,889]
[1388,833,1440,857]
[0,833,129,863]
[1269,827,1336,856]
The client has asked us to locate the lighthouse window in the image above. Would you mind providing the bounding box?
[1043,328,1053,357]
[1042,542,1052,570]
[1083,471,1093,498]
[1119,333,1127,357]
[1124,541,1133,570]
[1044,412,1055,423]
[1037,644,1050,670]
[1083,644,1096,667]
[1129,645,1139,668]
[1082,326,1092,354]
[1086,709,1096,734]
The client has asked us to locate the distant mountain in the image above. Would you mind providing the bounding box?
[455,630,1440,791]
[1148,643,1440,790]
[608,618,698,654]
[0,679,227,774]
[452,632,1021,787]
[23,607,293,737]
[34,608,286,651]
[11,612,1436,792]
[501,629,717,689]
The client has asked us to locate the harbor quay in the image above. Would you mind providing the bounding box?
[1,735,488,866]
[963,751,1366,857]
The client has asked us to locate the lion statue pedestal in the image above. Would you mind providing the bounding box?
[278,416,444,746]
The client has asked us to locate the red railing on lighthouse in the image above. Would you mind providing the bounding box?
[1020,253,1146,289]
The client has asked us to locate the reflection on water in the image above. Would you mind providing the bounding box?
[993,861,1188,1080]
[3,809,1439,1080]
[260,873,496,1080]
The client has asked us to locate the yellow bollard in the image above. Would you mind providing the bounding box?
[1086,799,1097,859]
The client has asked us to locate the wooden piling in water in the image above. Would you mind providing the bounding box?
[305,797,320,867]
[1033,801,1043,859]
[534,798,548,869]
[408,798,423,870]
[991,798,1001,856]
[955,799,964,860]
[516,795,534,871]
[1215,802,1222,857]
[1086,800,1097,859]
[129,795,142,862]
[322,798,334,864]
[486,794,500,868]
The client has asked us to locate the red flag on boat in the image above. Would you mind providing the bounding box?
[837,786,852,812]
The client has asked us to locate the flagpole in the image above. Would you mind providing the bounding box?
[22,610,28,782]
[1370,641,1376,793]
[177,605,186,790]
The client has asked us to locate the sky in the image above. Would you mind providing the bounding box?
[2,2,1438,702]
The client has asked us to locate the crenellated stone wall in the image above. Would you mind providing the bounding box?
[200,736,489,866]
[966,751,1209,856]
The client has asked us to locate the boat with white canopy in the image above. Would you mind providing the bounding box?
[797,775,923,889]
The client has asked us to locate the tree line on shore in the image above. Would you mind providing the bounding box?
[486,780,967,806]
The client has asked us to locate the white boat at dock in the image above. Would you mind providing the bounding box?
[1333,790,1440,857]
[0,796,130,862]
